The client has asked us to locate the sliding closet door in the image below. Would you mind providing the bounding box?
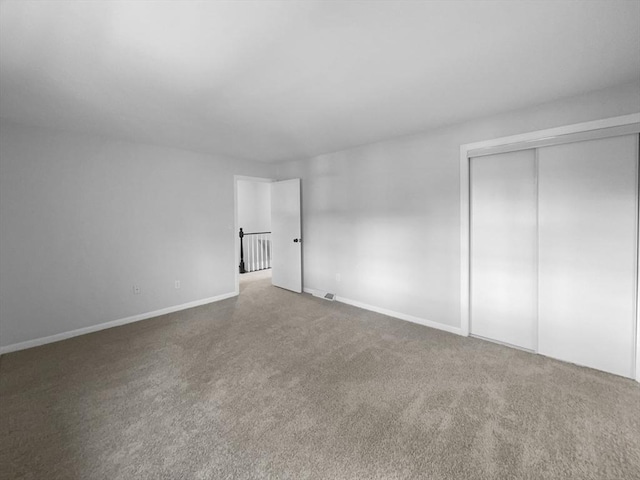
[470,150,537,350]
[538,135,638,378]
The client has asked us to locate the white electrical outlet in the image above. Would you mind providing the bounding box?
[175,280,180,289]
[336,273,341,282]
[133,285,141,295]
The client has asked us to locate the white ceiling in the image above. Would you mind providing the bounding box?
[1,1,639,162]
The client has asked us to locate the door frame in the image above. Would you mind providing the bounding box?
[233,175,274,295]
[459,113,640,380]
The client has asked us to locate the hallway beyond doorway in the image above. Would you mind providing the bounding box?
[239,268,272,294]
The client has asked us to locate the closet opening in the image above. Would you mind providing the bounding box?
[460,114,640,380]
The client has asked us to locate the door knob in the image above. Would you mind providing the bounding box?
[293,238,302,243]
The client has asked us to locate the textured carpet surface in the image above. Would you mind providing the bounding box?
[1,271,639,480]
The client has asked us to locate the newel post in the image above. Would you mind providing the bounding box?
[239,228,246,274]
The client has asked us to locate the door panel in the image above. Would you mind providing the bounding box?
[538,135,638,378]
[470,150,538,350]
[271,179,302,293]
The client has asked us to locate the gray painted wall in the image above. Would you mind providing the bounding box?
[237,180,271,233]
[0,120,272,348]
[276,82,640,330]
[1,82,638,349]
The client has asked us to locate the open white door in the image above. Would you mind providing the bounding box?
[271,178,302,292]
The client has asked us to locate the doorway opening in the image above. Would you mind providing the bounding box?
[234,176,273,295]
[234,175,303,296]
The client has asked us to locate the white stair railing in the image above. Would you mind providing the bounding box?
[239,229,272,273]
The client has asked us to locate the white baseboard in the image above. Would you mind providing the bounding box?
[304,287,330,298]
[304,288,463,336]
[0,292,238,355]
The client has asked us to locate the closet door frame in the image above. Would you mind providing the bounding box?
[459,113,640,381]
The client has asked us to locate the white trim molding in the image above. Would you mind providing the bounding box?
[463,113,640,155]
[304,287,463,336]
[0,292,238,355]
[459,113,640,382]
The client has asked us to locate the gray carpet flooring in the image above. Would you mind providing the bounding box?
[1,271,639,479]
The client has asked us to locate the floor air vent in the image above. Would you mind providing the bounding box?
[324,293,335,301]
